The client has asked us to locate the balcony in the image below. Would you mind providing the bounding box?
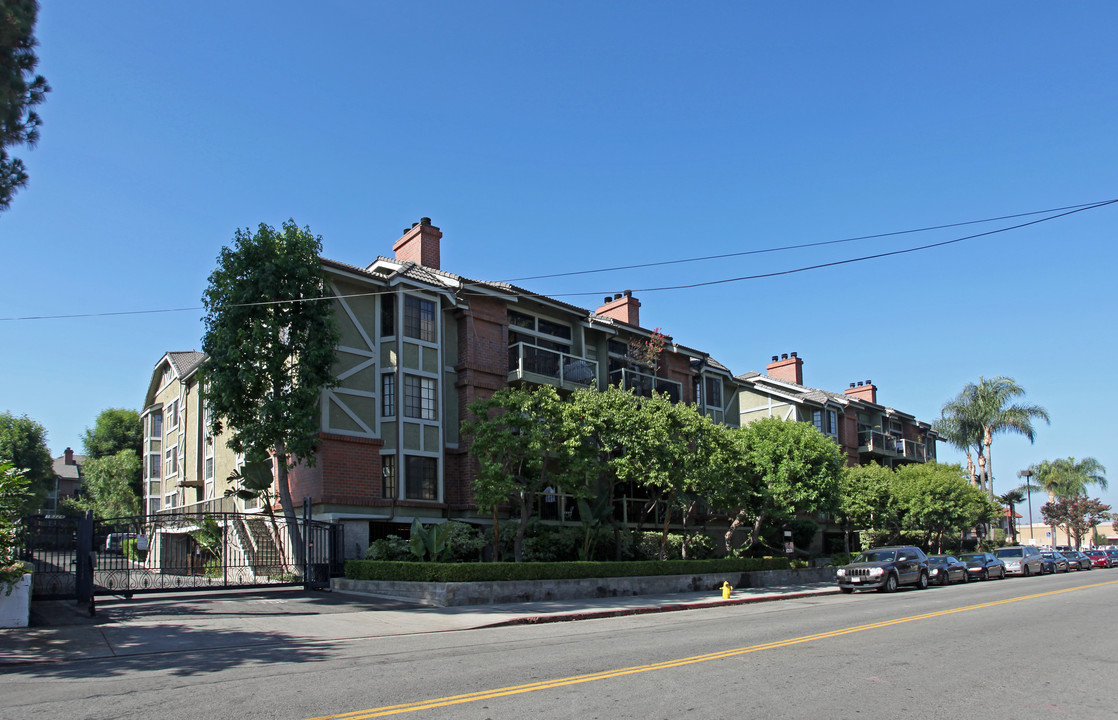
[896,438,929,462]
[508,342,598,390]
[858,430,930,462]
[858,429,897,456]
[608,367,683,403]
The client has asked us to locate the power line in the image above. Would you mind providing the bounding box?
[499,199,1116,283]
[3,198,1115,321]
[483,198,1118,298]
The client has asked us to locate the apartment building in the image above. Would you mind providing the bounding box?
[736,352,939,469]
[143,218,744,555]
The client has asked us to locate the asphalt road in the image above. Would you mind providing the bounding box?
[2,570,1115,720]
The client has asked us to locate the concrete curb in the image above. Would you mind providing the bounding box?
[490,587,841,627]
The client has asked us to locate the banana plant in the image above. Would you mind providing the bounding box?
[409,518,453,562]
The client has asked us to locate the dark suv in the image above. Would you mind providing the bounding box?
[836,546,930,593]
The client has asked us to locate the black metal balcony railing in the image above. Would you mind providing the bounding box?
[608,367,683,403]
[508,342,598,389]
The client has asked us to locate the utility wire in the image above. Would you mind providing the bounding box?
[499,199,1115,283]
[3,198,1115,321]
[482,198,1118,299]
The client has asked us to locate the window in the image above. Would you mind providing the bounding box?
[814,409,839,437]
[147,453,161,480]
[404,375,437,420]
[704,377,722,408]
[165,447,178,477]
[405,456,438,500]
[150,411,163,437]
[166,400,179,430]
[382,374,396,417]
[382,455,396,499]
[508,310,572,352]
[404,296,436,342]
[381,294,395,337]
[148,498,161,515]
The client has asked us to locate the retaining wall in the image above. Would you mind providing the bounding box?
[332,566,837,607]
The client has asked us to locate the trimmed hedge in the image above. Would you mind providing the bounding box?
[345,556,791,583]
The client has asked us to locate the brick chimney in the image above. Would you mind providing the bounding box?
[766,352,803,385]
[64,447,75,465]
[393,217,442,270]
[595,290,641,326]
[844,380,877,404]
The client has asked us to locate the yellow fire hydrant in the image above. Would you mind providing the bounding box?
[721,581,732,599]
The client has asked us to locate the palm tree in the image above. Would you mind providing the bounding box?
[1016,469,1044,545]
[998,488,1026,544]
[1029,457,1107,548]
[1031,457,1108,499]
[932,411,982,487]
[937,377,1049,498]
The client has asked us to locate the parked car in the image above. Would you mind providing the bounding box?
[927,555,968,585]
[1084,550,1114,569]
[1040,551,1069,573]
[958,552,1007,580]
[836,546,930,593]
[104,532,137,554]
[1060,550,1092,570]
[1104,548,1118,565]
[994,545,1045,576]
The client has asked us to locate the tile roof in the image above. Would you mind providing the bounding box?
[168,351,207,378]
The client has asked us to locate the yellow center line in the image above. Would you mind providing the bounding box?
[307,579,1118,720]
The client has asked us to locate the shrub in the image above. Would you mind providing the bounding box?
[633,531,717,560]
[345,556,792,583]
[442,521,487,563]
[365,535,412,561]
[122,538,148,562]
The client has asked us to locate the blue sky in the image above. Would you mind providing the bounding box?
[3,3,1116,521]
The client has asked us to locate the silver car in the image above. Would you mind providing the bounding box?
[995,545,1044,576]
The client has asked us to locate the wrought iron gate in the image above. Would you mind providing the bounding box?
[19,507,343,605]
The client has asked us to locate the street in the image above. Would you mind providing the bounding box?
[2,571,1115,720]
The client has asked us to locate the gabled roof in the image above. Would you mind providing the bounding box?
[168,351,206,378]
[52,454,85,480]
[143,351,207,410]
[735,371,851,409]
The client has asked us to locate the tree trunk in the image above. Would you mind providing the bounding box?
[273,439,305,567]
[514,492,532,562]
[724,508,747,554]
[748,512,766,550]
[984,426,995,498]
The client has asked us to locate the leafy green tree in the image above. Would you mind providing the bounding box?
[0,0,50,212]
[564,385,645,559]
[201,220,341,559]
[635,397,746,560]
[1042,496,1111,550]
[936,377,1049,497]
[730,417,845,553]
[894,462,999,553]
[0,411,52,512]
[0,462,32,593]
[82,409,142,459]
[61,450,141,519]
[82,408,142,497]
[464,385,584,562]
[836,463,898,552]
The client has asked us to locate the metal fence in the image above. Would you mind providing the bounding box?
[19,504,343,606]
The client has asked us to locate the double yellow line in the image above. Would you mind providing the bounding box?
[308,579,1118,719]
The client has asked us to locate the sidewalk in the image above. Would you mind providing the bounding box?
[1,582,839,667]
